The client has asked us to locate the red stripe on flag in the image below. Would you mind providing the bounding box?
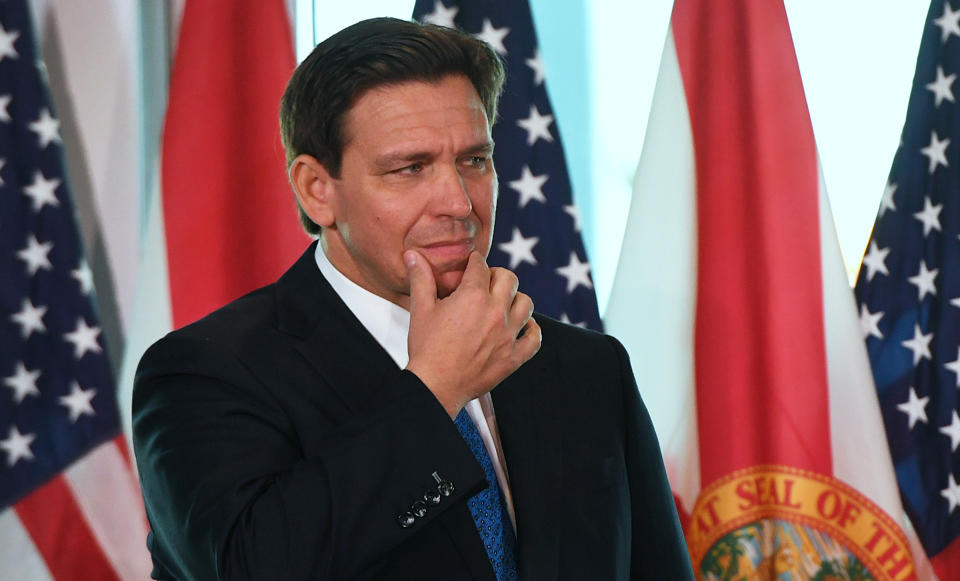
[111,433,132,467]
[15,475,119,581]
[162,1,306,329]
[931,534,960,580]
[671,0,831,485]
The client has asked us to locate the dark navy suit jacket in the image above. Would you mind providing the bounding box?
[132,242,693,580]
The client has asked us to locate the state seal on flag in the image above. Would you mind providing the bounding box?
[687,466,916,581]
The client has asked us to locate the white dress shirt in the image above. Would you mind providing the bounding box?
[314,244,516,529]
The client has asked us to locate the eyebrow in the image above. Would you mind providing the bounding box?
[373,141,494,170]
[462,141,495,156]
[463,141,493,153]
[373,151,431,171]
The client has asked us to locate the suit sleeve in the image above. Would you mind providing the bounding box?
[605,336,695,580]
[133,332,485,581]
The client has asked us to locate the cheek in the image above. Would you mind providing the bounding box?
[467,176,495,216]
[478,190,495,219]
[472,187,497,251]
[378,200,422,234]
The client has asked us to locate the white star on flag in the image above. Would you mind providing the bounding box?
[908,260,939,300]
[879,182,897,216]
[0,23,18,62]
[17,234,53,276]
[71,260,94,295]
[858,304,883,339]
[935,2,960,43]
[952,297,960,308]
[913,197,943,236]
[475,18,509,55]
[941,411,960,451]
[63,317,103,359]
[946,347,960,387]
[28,108,61,149]
[902,323,934,365]
[525,48,546,86]
[516,105,554,146]
[0,426,35,467]
[927,65,957,107]
[854,0,960,553]
[556,251,593,293]
[921,130,950,174]
[559,313,588,329]
[422,1,458,28]
[861,241,890,281]
[59,382,96,423]
[508,165,548,207]
[3,362,41,404]
[0,0,153,572]
[22,170,60,212]
[944,474,960,514]
[897,387,930,429]
[10,298,47,339]
[564,204,581,232]
[497,227,539,269]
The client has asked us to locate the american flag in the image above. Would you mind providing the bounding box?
[412,0,603,331]
[855,0,960,575]
[0,0,149,578]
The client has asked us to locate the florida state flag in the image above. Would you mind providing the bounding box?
[605,0,932,578]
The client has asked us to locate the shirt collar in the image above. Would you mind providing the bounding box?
[314,243,411,368]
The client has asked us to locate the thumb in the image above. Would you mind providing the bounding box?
[405,250,437,312]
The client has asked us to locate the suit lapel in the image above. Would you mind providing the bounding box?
[274,242,402,416]
[493,336,562,580]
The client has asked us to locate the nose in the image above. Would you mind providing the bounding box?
[431,164,473,219]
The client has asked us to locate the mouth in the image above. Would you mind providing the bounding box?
[418,239,476,268]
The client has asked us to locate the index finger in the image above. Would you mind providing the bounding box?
[457,251,491,290]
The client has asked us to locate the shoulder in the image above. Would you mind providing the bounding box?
[137,242,327,377]
[519,314,637,419]
[137,284,281,378]
[533,313,631,376]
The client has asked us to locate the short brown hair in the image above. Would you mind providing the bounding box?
[280,17,506,236]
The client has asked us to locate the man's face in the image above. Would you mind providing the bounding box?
[320,75,496,308]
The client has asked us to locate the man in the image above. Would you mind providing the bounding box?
[133,17,692,581]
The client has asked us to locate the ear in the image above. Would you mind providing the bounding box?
[289,154,337,228]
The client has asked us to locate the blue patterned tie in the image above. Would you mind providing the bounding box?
[454,409,520,580]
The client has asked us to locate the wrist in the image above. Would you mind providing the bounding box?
[405,363,462,418]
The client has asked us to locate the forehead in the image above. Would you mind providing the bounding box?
[341,75,490,149]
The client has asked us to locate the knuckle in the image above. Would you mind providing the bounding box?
[505,270,521,289]
[490,268,519,289]
[528,323,542,345]
[516,292,533,311]
[464,286,488,302]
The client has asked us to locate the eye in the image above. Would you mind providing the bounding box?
[466,155,489,169]
[395,162,423,175]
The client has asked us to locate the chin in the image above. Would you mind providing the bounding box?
[434,269,466,298]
